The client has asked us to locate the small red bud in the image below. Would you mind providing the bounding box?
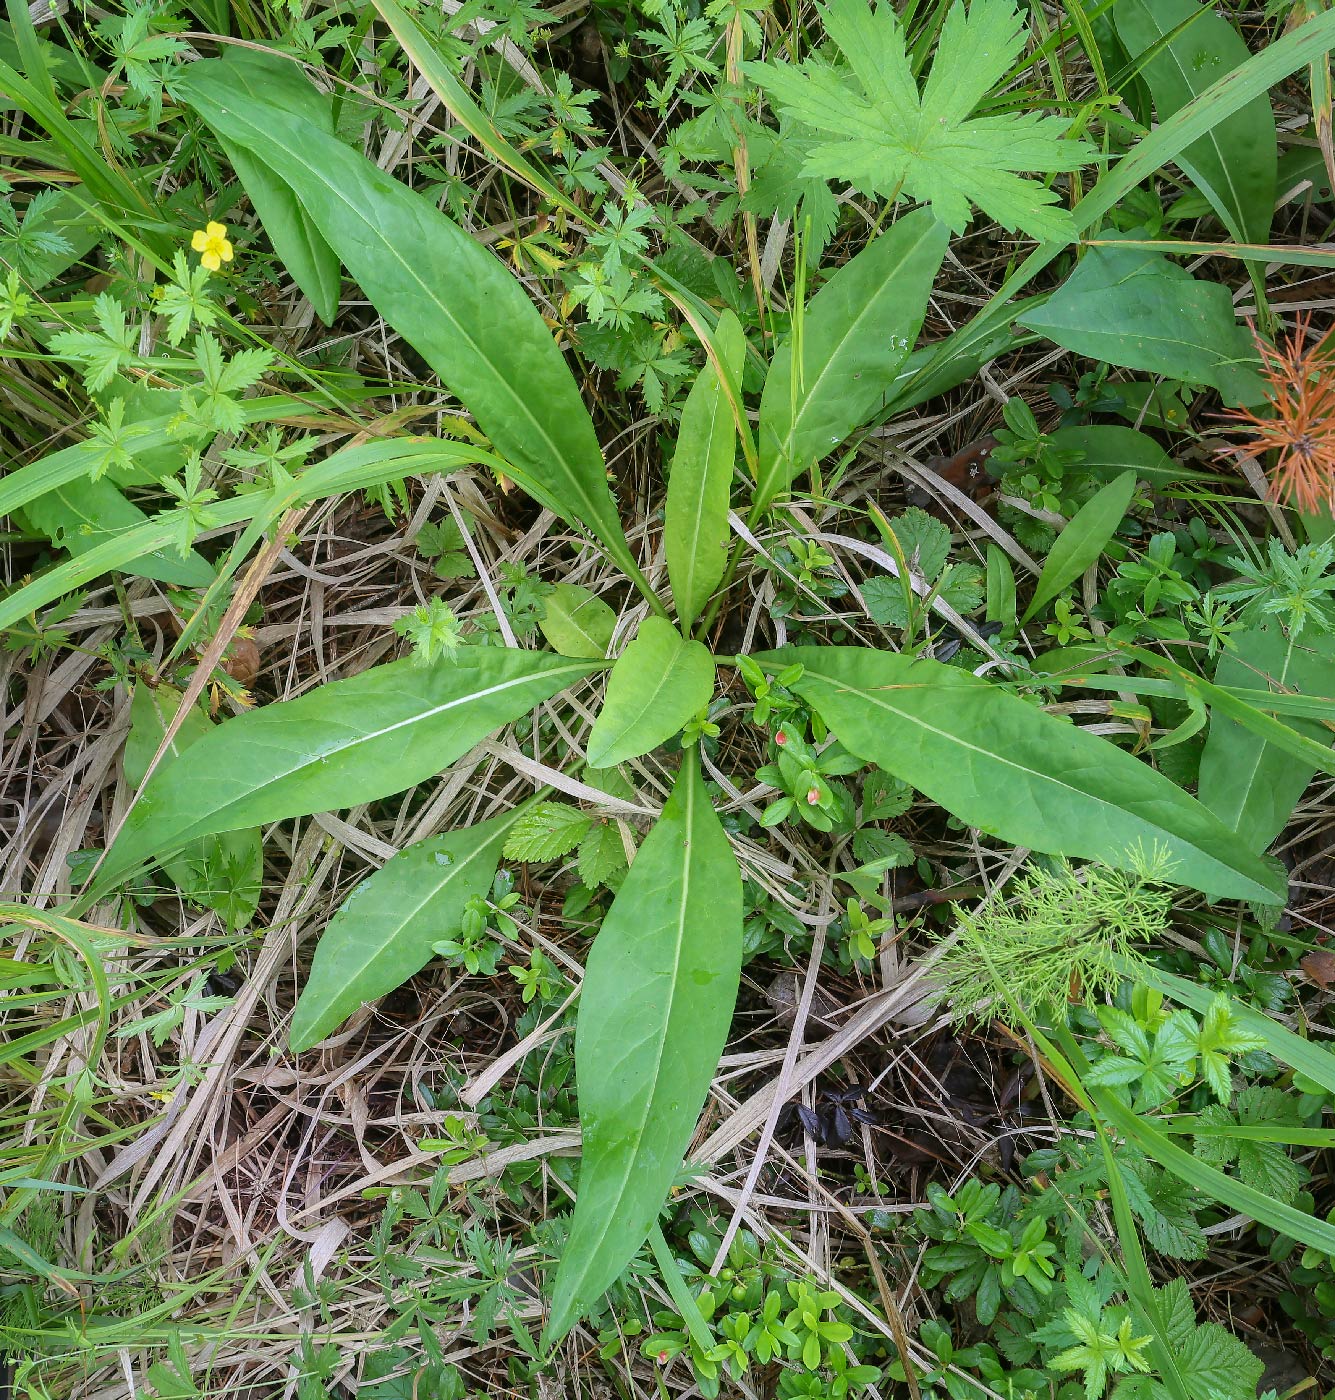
[658,1351,670,1365]
[806,787,821,806]
[775,729,788,745]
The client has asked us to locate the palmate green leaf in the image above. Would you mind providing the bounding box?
[586,617,715,768]
[20,475,213,588]
[1197,622,1335,854]
[755,208,948,513]
[290,811,523,1052]
[1021,471,1136,624]
[1015,242,1264,406]
[746,0,1093,241]
[765,646,1285,903]
[175,61,640,583]
[547,756,742,1342]
[1114,0,1276,246]
[666,309,744,628]
[93,649,598,895]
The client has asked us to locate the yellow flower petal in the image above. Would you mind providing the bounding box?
[201,251,221,272]
[206,221,228,239]
[218,239,234,263]
[191,229,208,252]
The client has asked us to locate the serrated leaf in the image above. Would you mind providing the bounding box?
[755,208,947,512]
[546,757,742,1342]
[291,813,521,1051]
[666,309,744,628]
[578,821,629,888]
[20,475,214,588]
[94,650,597,894]
[1178,1321,1264,1400]
[538,584,617,659]
[765,646,1286,904]
[747,0,1093,240]
[586,617,715,768]
[503,802,593,862]
[881,506,950,580]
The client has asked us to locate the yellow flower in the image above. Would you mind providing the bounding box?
[190,220,233,272]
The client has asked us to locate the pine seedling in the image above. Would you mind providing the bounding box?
[935,852,1174,1026]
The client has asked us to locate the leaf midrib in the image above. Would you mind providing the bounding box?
[591,634,706,765]
[119,659,591,859]
[800,664,1256,892]
[1128,0,1254,238]
[761,216,938,501]
[294,816,515,1046]
[672,375,729,622]
[564,766,699,1299]
[189,82,618,549]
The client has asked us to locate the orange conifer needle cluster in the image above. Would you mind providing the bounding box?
[1223,313,1335,516]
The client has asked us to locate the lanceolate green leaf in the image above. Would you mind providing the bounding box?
[547,756,742,1342]
[215,49,342,323]
[290,811,524,1051]
[94,650,598,894]
[176,61,639,580]
[766,647,1285,903]
[224,141,341,325]
[1021,471,1136,623]
[1114,0,1276,245]
[586,617,715,768]
[666,310,744,628]
[1198,622,1335,852]
[0,439,493,636]
[755,208,948,514]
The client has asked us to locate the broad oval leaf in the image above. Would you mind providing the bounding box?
[765,646,1285,903]
[22,476,213,587]
[755,208,948,513]
[666,310,744,627]
[1016,243,1263,406]
[1049,424,1222,487]
[538,584,618,659]
[95,649,598,893]
[1021,470,1136,623]
[586,617,715,768]
[1198,622,1335,853]
[290,811,522,1051]
[1114,0,1276,245]
[547,756,742,1342]
[176,60,637,579]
